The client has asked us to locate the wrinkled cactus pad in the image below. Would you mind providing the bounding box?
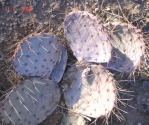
[104,22,145,72]
[13,33,62,77]
[50,45,67,83]
[0,78,61,125]
[63,63,117,118]
[64,11,112,63]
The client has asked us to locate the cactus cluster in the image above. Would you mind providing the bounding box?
[62,10,145,121]
[0,33,67,124]
[0,10,146,125]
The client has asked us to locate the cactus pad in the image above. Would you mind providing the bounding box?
[0,78,60,125]
[64,11,112,63]
[13,33,62,77]
[104,22,145,72]
[50,45,67,83]
[63,64,117,118]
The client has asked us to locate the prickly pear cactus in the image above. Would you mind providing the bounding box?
[64,11,112,63]
[63,64,117,118]
[13,33,62,77]
[0,78,61,125]
[104,22,145,72]
[50,45,67,83]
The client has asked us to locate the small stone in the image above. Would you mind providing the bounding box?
[66,3,69,6]
[146,106,149,113]
[143,81,149,88]
[140,73,148,80]
[95,8,99,13]
[60,112,86,125]
[44,21,49,25]
[32,0,37,6]
[85,1,89,5]
[146,10,149,17]
[70,2,73,5]
[105,6,111,11]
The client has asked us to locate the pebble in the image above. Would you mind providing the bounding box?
[32,0,37,7]
[60,113,86,125]
[85,1,89,5]
[137,122,142,125]
[146,106,149,112]
[66,3,69,6]
[140,73,148,80]
[146,10,149,17]
[95,8,99,13]
[70,2,73,5]
[143,81,149,88]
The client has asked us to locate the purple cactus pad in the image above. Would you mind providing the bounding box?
[64,11,112,63]
[13,33,62,77]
